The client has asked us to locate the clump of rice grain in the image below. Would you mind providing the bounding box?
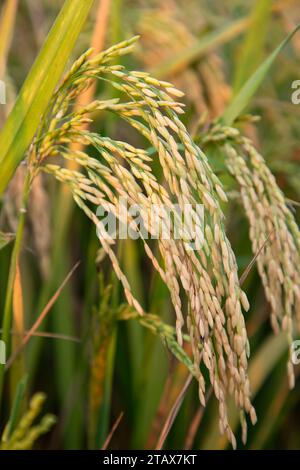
[221,132,300,389]
[27,37,256,447]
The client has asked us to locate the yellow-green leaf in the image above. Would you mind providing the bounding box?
[0,0,94,196]
[222,24,300,125]
[233,0,272,93]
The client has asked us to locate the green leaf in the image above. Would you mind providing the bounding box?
[222,24,300,125]
[0,0,18,77]
[0,0,94,196]
[0,231,14,250]
[2,374,28,441]
[233,0,272,93]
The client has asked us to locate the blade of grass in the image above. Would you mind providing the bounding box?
[233,0,272,93]
[239,230,275,286]
[221,24,300,125]
[0,329,80,342]
[146,356,190,448]
[131,275,169,448]
[101,411,124,450]
[110,0,122,48]
[0,0,94,195]
[1,374,28,441]
[131,333,168,448]
[155,374,193,450]
[0,0,18,78]
[94,328,117,449]
[10,261,25,406]
[5,261,80,370]
[184,387,213,449]
[0,171,31,407]
[50,250,78,445]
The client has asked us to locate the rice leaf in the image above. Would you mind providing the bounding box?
[2,374,28,441]
[0,0,18,77]
[10,262,26,402]
[222,24,300,125]
[0,0,94,195]
[233,0,272,93]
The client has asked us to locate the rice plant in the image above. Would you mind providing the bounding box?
[0,0,299,452]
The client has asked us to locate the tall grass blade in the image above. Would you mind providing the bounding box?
[101,412,124,450]
[5,261,80,369]
[2,374,28,441]
[233,0,272,93]
[0,0,18,77]
[222,24,300,125]
[0,0,94,195]
[155,375,193,450]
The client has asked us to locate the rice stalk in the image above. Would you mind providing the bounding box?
[0,0,18,78]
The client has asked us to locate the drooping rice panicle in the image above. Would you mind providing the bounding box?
[26,38,257,447]
[202,123,300,389]
[224,136,300,388]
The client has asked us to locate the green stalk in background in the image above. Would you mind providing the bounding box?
[233,0,272,94]
[221,24,300,125]
[0,0,18,78]
[0,171,31,406]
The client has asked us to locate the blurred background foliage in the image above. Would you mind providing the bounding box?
[0,0,299,450]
